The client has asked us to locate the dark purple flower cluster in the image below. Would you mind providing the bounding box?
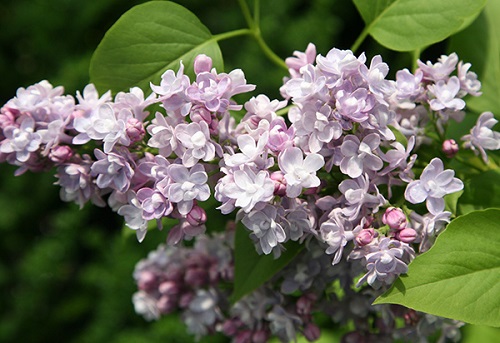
[132,229,463,342]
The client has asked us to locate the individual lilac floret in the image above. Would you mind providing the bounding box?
[457,61,481,97]
[405,158,463,215]
[462,111,500,163]
[417,53,458,81]
[427,76,465,112]
[278,147,324,198]
[167,163,210,215]
[118,194,149,242]
[182,289,222,339]
[320,209,356,265]
[442,139,459,158]
[90,148,135,193]
[217,165,274,213]
[340,133,383,178]
[136,187,173,220]
[285,43,317,79]
[147,112,178,157]
[339,174,386,220]
[356,237,415,289]
[174,121,220,167]
[150,61,191,116]
[382,207,407,231]
[0,116,41,163]
[241,204,286,255]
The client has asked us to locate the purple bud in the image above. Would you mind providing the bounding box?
[252,330,269,343]
[395,227,417,243]
[186,205,207,226]
[221,319,241,336]
[235,330,252,343]
[296,293,317,315]
[157,295,177,314]
[270,171,287,196]
[303,322,321,342]
[158,281,180,296]
[355,228,377,246]
[382,207,407,230]
[184,268,209,288]
[137,270,157,291]
[178,292,194,309]
[49,145,74,164]
[442,139,459,158]
[126,117,145,142]
[194,54,213,74]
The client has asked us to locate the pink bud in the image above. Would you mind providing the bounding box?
[303,322,321,342]
[442,139,459,158]
[184,268,208,288]
[194,54,212,74]
[296,293,317,315]
[137,270,157,291]
[178,292,194,308]
[270,171,287,196]
[355,228,376,246]
[252,330,269,343]
[234,330,252,343]
[221,319,241,336]
[158,281,180,296]
[382,207,407,230]
[395,228,417,243]
[126,117,145,142]
[49,145,74,164]
[186,205,207,226]
[157,295,177,314]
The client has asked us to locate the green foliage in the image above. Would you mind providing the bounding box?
[375,209,500,327]
[458,170,500,215]
[231,222,303,303]
[353,0,487,51]
[89,1,223,94]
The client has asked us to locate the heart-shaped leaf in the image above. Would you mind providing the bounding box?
[374,209,500,327]
[231,222,302,303]
[89,1,223,94]
[353,0,487,51]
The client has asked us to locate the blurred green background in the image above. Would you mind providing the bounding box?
[2,1,495,342]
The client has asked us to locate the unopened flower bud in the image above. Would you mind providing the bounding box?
[157,295,177,314]
[356,228,376,246]
[49,145,73,164]
[184,267,209,288]
[126,117,145,142]
[442,139,459,158]
[252,330,269,343]
[221,319,241,336]
[395,227,417,243]
[137,270,157,291]
[296,293,317,315]
[194,54,212,74]
[382,207,407,230]
[158,281,180,296]
[270,171,287,196]
[186,205,207,227]
[303,322,321,342]
[178,292,194,309]
[235,330,252,343]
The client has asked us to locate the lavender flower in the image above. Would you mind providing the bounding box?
[91,148,135,193]
[167,163,210,215]
[278,147,324,198]
[405,158,463,215]
[340,133,383,178]
[0,116,41,163]
[462,111,500,163]
[241,204,286,254]
[427,76,465,112]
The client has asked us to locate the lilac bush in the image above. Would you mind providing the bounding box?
[2,0,500,341]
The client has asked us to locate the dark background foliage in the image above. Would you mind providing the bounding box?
[0,1,450,342]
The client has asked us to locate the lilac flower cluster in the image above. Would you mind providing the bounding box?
[1,44,498,342]
[133,229,464,342]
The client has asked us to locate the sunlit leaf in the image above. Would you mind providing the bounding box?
[89,1,223,94]
[353,0,487,51]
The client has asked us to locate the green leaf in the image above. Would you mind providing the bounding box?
[231,222,303,303]
[353,0,487,51]
[374,209,500,327]
[462,324,500,343]
[449,1,500,115]
[89,1,223,94]
[458,169,500,215]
